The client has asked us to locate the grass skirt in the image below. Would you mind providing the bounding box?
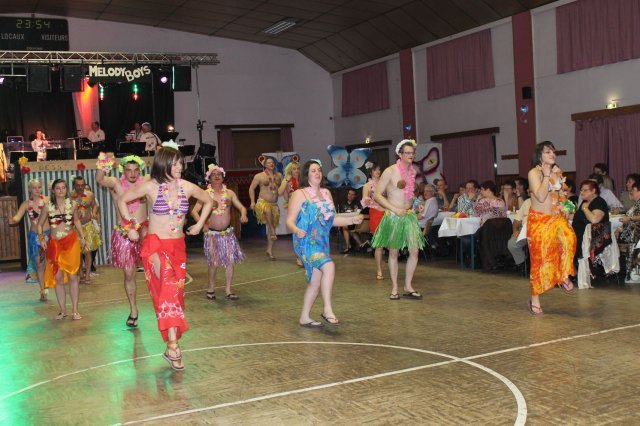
[204,227,246,267]
[371,211,425,250]
[82,220,102,253]
[110,228,141,270]
[255,198,280,226]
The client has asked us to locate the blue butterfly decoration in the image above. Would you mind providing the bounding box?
[326,145,372,189]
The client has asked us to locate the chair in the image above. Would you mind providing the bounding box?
[577,223,620,289]
[476,217,513,271]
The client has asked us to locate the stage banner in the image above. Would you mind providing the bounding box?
[413,143,443,184]
[88,64,152,84]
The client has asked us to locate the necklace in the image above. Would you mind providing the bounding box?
[160,179,185,233]
[71,191,89,219]
[304,186,334,221]
[207,184,229,216]
[48,198,73,237]
[396,160,416,201]
[120,176,142,214]
[264,170,278,194]
[28,195,44,223]
[289,176,298,193]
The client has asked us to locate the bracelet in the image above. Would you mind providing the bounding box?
[120,218,141,232]
[543,175,550,178]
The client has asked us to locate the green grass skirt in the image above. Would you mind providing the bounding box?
[371,211,425,250]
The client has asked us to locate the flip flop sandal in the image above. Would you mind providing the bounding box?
[225,293,239,300]
[389,293,400,300]
[126,315,138,327]
[206,291,216,300]
[402,291,423,299]
[299,321,323,328]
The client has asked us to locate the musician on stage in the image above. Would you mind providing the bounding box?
[87,121,106,143]
[140,122,160,153]
[31,130,49,161]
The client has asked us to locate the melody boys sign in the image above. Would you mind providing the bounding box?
[88,65,152,83]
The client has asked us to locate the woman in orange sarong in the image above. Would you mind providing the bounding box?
[118,143,214,371]
[37,179,88,320]
[526,141,577,315]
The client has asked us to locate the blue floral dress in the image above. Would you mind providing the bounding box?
[293,188,336,281]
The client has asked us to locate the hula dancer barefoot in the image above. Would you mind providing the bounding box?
[193,164,248,301]
[96,153,149,327]
[249,156,282,259]
[9,179,50,301]
[286,160,363,327]
[526,141,577,315]
[118,143,214,371]
[372,140,425,300]
[70,176,101,284]
[37,179,88,320]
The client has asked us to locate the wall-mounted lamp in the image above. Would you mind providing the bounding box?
[606,100,618,109]
[364,137,371,144]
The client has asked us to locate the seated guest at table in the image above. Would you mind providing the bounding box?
[448,184,465,212]
[473,181,507,225]
[514,177,529,207]
[508,197,531,273]
[615,180,640,280]
[587,174,623,213]
[433,178,450,210]
[593,162,615,192]
[457,180,479,213]
[416,183,439,237]
[619,173,640,211]
[339,188,363,253]
[31,130,49,161]
[502,180,519,213]
[140,122,161,152]
[87,121,105,143]
[572,179,610,270]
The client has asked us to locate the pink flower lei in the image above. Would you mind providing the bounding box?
[396,159,416,201]
[207,184,229,216]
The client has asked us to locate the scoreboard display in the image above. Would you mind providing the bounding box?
[0,17,69,51]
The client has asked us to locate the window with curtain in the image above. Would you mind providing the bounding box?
[426,29,495,100]
[440,134,495,188]
[574,111,640,188]
[557,0,640,74]
[341,62,389,117]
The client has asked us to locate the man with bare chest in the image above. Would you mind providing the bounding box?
[372,139,425,300]
[194,165,248,300]
[71,176,101,284]
[249,156,282,259]
[96,154,149,327]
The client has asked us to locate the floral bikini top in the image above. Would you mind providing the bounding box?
[27,196,45,224]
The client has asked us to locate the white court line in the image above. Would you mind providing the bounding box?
[5,324,640,424]
[77,270,303,306]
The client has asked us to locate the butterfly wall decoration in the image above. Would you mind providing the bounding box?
[325,145,372,189]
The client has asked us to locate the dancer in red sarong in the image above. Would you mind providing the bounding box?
[526,141,577,315]
[118,143,214,371]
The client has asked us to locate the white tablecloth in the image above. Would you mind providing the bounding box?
[432,211,454,227]
[437,213,517,238]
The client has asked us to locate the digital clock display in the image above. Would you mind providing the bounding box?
[0,17,69,51]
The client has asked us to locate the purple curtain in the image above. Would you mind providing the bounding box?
[217,128,234,169]
[427,30,495,100]
[557,0,640,74]
[441,134,495,189]
[280,127,293,151]
[574,118,608,184]
[341,62,389,117]
[608,112,640,191]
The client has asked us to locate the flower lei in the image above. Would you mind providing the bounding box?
[71,191,89,219]
[120,175,142,214]
[396,159,416,201]
[118,155,145,173]
[207,184,229,216]
[305,187,334,222]
[28,195,45,223]
[96,152,114,173]
[289,177,298,193]
[160,180,185,233]
[48,199,73,237]
[540,166,576,215]
[264,169,278,194]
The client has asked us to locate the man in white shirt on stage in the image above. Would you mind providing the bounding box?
[139,122,160,152]
[31,130,49,161]
[87,121,105,143]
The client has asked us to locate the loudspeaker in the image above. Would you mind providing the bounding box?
[172,65,191,91]
[522,86,532,100]
[61,65,84,92]
[27,65,51,92]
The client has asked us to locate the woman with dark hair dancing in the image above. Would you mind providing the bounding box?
[118,143,214,370]
[286,160,363,327]
[526,141,576,314]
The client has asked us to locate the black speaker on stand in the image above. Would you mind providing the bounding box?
[61,65,85,92]
[27,65,51,92]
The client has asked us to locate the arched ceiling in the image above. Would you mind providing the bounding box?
[2,0,560,73]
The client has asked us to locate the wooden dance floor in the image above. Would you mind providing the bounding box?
[1,239,639,425]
